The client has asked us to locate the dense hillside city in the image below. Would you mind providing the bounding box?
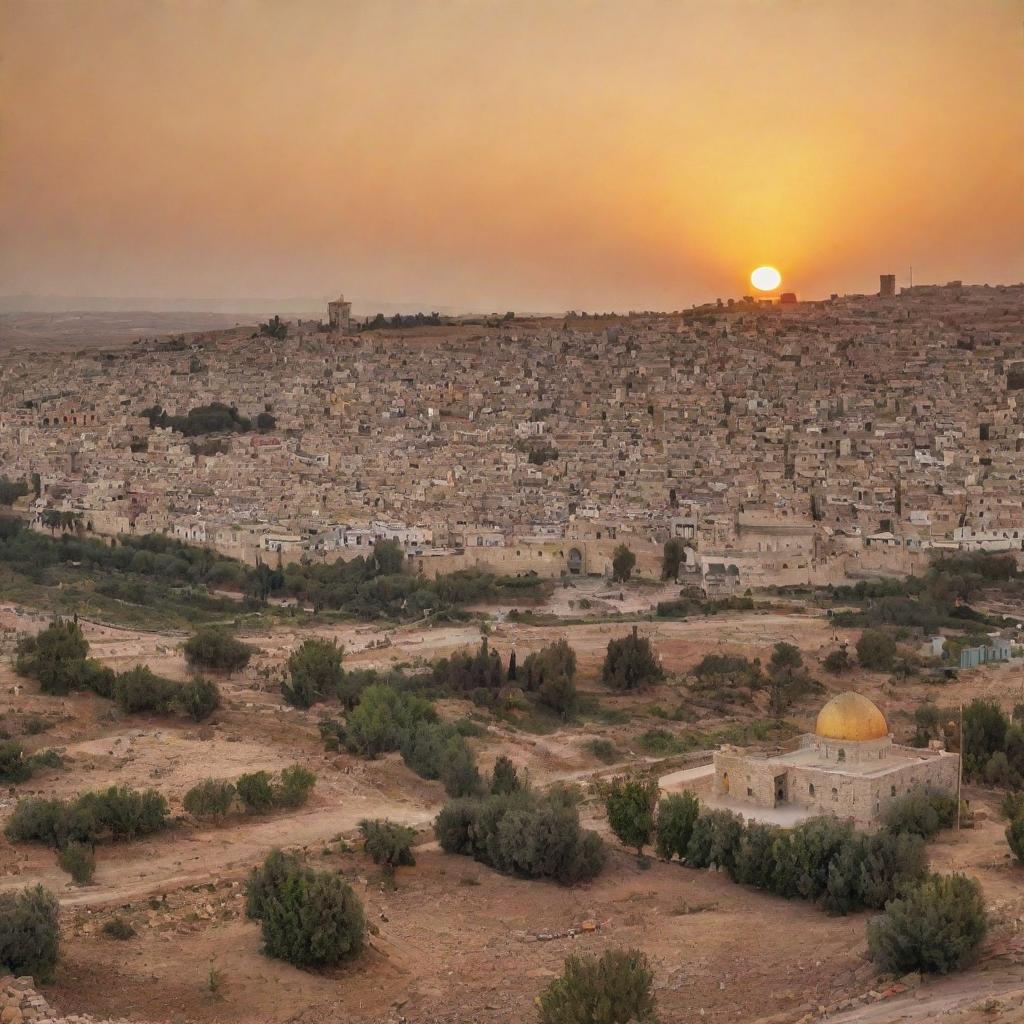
[3,282,1024,594]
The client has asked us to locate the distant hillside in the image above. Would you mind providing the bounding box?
[0,311,261,352]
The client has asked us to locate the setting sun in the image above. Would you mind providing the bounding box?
[751,266,782,291]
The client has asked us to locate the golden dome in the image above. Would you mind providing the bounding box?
[815,692,888,742]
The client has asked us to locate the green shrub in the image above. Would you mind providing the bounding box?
[344,684,435,758]
[58,842,96,884]
[176,677,222,722]
[113,666,179,714]
[431,637,504,693]
[102,916,136,940]
[490,755,521,795]
[399,719,481,796]
[867,874,988,974]
[318,716,345,751]
[434,790,605,885]
[605,777,659,855]
[0,739,31,783]
[855,830,929,910]
[5,787,166,847]
[359,819,416,872]
[611,545,636,584]
[5,797,74,847]
[336,667,384,710]
[787,817,856,903]
[1001,791,1024,820]
[685,809,744,874]
[246,849,365,968]
[884,790,957,839]
[857,629,897,670]
[521,639,576,692]
[602,628,664,691]
[282,638,343,708]
[732,821,780,889]
[78,658,117,699]
[400,719,451,779]
[236,771,275,813]
[439,734,483,798]
[962,699,1010,780]
[183,629,253,674]
[690,653,765,694]
[538,948,656,1024]
[634,728,685,755]
[586,738,619,764]
[0,885,60,980]
[434,798,480,857]
[15,618,89,695]
[766,642,821,714]
[92,785,170,841]
[823,648,852,674]
[184,779,237,820]
[655,792,699,861]
[982,750,1013,787]
[662,538,686,581]
[1006,815,1024,863]
[27,748,64,773]
[276,765,316,808]
[520,639,578,716]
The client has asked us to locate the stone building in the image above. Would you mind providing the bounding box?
[713,691,959,827]
[328,293,352,331]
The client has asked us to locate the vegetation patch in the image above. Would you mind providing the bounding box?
[434,785,605,885]
[6,785,170,847]
[15,618,222,721]
[0,885,60,980]
[245,849,364,969]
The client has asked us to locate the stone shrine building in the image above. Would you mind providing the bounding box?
[713,692,959,827]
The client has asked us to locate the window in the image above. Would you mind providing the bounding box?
[747,787,753,797]
[809,783,815,797]
[831,787,838,801]
[838,748,846,763]
[891,785,896,797]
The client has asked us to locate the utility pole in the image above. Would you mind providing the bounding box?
[956,701,964,831]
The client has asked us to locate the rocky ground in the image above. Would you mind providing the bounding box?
[4,595,1024,1022]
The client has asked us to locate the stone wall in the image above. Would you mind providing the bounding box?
[713,741,960,827]
[0,975,148,1024]
[713,747,779,807]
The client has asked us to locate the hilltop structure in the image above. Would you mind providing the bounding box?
[327,293,352,331]
[713,691,959,826]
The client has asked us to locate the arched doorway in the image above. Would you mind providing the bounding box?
[567,548,583,575]
[774,773,787,805]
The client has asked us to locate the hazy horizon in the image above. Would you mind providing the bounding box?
[2,273,1022,320]
[3,0,1022,312]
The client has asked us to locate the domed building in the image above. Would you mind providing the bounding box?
[712,691,959,826]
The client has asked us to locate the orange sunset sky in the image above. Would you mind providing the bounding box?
[1,0,1022,312]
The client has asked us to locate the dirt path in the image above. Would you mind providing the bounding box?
[815,967,1024,1023]
[2,796,438,909]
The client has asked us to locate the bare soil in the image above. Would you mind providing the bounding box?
[4,600,1024,1023]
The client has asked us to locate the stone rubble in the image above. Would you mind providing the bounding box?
[0,978,165,1024]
